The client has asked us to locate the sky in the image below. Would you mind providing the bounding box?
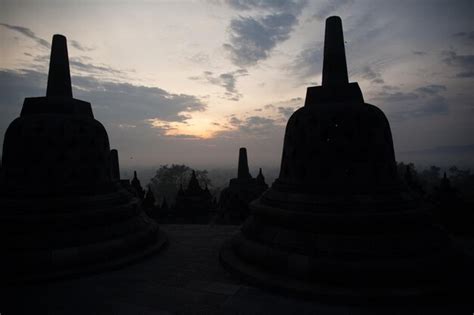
[0,0,473,172]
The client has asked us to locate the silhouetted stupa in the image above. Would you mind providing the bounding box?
[131,170,145,200]
[220,17,472,301]
[218,148,268,223]
[0,35,166,283]
[174,170,213,223]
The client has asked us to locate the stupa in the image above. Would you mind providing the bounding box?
[0,35,166,283]
[220,17,472,301]
[174,170,213,223]
[131,170,145,199]
[218,148,268,223]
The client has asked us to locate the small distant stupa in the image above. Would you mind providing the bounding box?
[218,148,268,223]
[220,17,472,301]
[174,170,213,223]
[131,170,145,199]
[0,35,166,282]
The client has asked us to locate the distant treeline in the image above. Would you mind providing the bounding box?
[397,162,474,201]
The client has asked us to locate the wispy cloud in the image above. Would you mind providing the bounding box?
[70,40,94,52]
[226,0,306,13]
[453,31,474,42]
[355,65,384,84]
[216,96,303,139]
[69,58,125,77]
[442,49,474,78]
[373,84,449,121]
[415,84,447,95]
[289,42,323,79]
[222,114,283,138]
[189,69,248,101]
[412,50,428,56]
[0,22,50,48]
[277,106,295,119]
[253,97,302,119]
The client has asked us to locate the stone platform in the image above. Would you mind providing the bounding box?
[1,225,472,314]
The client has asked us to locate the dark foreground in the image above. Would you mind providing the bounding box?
[1,224,473,315]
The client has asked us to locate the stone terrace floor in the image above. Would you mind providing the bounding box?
[1,224,473,315]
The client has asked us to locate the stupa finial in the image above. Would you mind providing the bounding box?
[322,16,349,87]
[46,34,72,98]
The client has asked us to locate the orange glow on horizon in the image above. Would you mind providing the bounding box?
[147,115,229,140]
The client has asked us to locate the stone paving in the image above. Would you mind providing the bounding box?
[1,224,472,315]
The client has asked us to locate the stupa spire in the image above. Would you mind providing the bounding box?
[237,147,251,179]
[187,170,202,191]
[322,16,349,87]
[46,34,72,98]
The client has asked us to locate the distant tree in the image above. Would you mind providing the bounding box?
[149,164,212,205]
[397,162,424,196]
[448,166,474,200]
[414,165,442,194]
[420,165,441,183]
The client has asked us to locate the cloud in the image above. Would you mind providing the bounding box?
[455,71,474,78]
[0,69,206,140]
[453,31,474,42]
[415,84,447,95]
[78,79,206,123]
[219,98,302,139]
[289,42,323,79]
[1,22,93,53]
[253,97,302,118]
[189,69,248,101]
[1,23,121,81]
[412,50,428,56]
[442,49,474,78]
[311,0,353,21]
[118,123,137,129]
[227,115,282,138]
[69,57,125,77]
[146,118,207,140]
[277,106,295,119]
[229,116,242,125]
[226,0,306,13]
[0,22,50,48]
[375,91,419,103]
[373,84,448,121]
[223,0,307,66]
[31,54,130,82]
[214,96,303,140]
[70,40,94,52]
[224,14,296,66]
[358,65,384,84]
[188,52,210,64]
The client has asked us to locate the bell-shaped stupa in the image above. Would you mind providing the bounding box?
[220,17,472,301]
[0,35,166,283]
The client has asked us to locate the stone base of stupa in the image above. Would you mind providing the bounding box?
[220,189,473,303]
[0,185,167,283]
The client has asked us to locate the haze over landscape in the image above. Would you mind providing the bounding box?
[1,0,473,174]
